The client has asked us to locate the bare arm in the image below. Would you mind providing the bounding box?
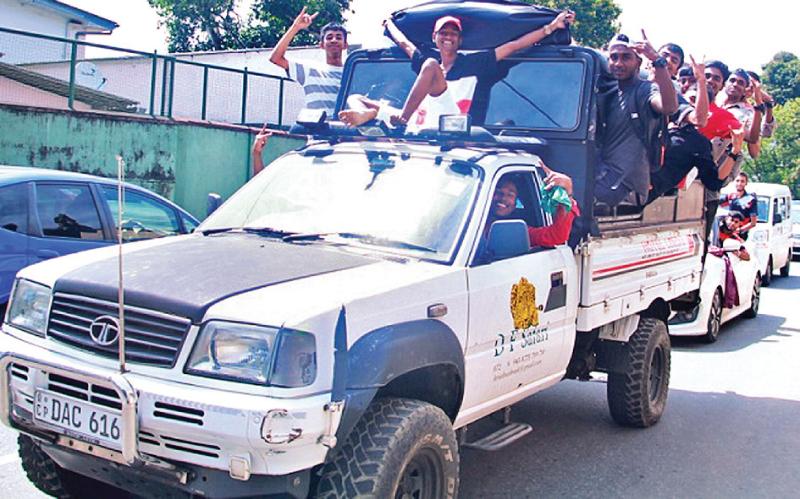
[634,31,678,116]
[746,79,764,148]
[251,126,271,176]
[269,7,319,71]
[717,127,744,181]
[686,55,708,127]
[383,19,417,59]
[495,10,574,62]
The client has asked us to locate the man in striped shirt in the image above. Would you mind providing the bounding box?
[270,7,347,120]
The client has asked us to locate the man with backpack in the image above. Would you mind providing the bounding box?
[595,32,678,207]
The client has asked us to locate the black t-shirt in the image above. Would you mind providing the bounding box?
[600,78,660,199]
[411,47,500,124]
[721,191,758,222]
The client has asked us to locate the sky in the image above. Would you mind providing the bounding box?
[69,0,798,71]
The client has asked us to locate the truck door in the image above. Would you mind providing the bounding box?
[461,169,577,414]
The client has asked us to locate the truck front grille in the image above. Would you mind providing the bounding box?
[47,293,191,367]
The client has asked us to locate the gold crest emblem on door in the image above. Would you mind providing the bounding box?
[510,277,538,329]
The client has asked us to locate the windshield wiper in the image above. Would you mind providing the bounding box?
[201,227,238,236]
[499,79,563,128]
[242,227,297,238]
[283,232,437,253]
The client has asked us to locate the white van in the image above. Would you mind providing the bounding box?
[744,182,793,285]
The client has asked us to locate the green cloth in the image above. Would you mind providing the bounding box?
[540,185,572,215]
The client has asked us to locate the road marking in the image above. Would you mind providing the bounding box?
[0,452,20,466]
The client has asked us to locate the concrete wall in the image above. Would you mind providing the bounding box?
[0,104,305,219]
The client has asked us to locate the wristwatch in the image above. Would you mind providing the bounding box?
[753,103,766,113]
[652,57,668,69]
[727,150,743,161]
[765,100,774,109]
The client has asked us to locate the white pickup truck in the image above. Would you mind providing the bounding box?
[1,16,706,499]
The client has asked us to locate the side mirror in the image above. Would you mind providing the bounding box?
[206,192,223,217]
[773,213,782,224]
[487,220,530,261]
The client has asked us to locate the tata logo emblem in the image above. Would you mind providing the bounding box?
[89,316,120,346]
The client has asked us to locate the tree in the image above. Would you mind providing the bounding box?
[744,97,800,198]
[148,0,244,53]
[244,0,351,49]
[531,0,621,49]
[149,0,351,53]
[761,52,800,106]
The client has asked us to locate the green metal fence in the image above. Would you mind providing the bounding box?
[0,26,292,127]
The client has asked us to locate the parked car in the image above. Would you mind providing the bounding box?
[0,166,200,315]
[670,212,761,342]
[792,200,800,260]
[722,182,793,285]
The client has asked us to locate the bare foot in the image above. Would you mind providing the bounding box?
[338,109,378,127]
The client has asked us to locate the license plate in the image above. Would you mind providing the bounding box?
[33,389,122,450]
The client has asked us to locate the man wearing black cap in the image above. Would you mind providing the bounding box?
[339,10,574,128]
[594,32,678,206]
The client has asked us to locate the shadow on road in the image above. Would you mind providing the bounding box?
[459,382,800,498]
[765,273,800,291]
[671,313,789,353]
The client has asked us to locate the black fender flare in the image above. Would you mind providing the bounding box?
[333,319,465,445]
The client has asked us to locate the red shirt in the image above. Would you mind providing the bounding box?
[528,199,580,247]
[698,102,742,140]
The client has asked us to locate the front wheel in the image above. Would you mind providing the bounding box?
[315,398,459,499]
[607,317,671,428]
[780,252,791,277]
[762,260,773,287]
[743,274,761,319]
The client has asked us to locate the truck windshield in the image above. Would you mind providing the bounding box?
[199,151,481,261]
[342,57,584,130]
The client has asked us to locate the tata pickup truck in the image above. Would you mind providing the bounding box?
[0,2,707,497]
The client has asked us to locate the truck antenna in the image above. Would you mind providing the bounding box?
[115,155,127,373]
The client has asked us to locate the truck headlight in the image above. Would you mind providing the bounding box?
[6,279,51,337]
[186,321,316,387]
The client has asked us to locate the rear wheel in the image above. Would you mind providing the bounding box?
[702,289,723,343]
[743,274,761,319]
[762,259,773,287]
[780,252,791,277]
[315,398,459,499]
[607,317,671,428]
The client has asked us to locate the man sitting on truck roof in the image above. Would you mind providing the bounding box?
[339,10,575,129]
[594,32,678,207]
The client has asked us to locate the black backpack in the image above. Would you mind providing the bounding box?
[624,79,670,171]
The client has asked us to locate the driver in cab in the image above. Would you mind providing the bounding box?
[486,167,580,249]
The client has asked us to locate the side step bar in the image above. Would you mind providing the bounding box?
[460,407,533,452]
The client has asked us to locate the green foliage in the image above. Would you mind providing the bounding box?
[149,0,350,53]
[148,0,244,53]
[531,0,621,49]
[744,97,800,198]
[761,52,800,106]
[244,0,351,49]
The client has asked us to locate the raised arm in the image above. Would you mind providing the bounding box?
[383,19,417,59]
[494,10,575,62]
[634,31,678,116]
[686,55,708,127]
[269,7,319,71]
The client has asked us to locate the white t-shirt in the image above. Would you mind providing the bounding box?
[287,59,343,119]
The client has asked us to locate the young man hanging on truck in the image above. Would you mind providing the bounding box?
[269,7,347,120]
[593,32,678,207]
[338,10,575,128]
